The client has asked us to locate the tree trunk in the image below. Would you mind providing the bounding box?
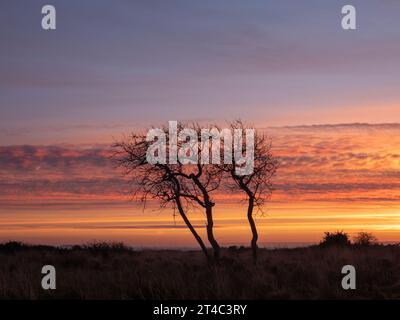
[175,196,210,261]
[247,197,258,265]
[190,175,221,262]
[205,205,220,262]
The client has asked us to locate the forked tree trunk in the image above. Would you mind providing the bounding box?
[191,175,221,263]
[175,196,210,261]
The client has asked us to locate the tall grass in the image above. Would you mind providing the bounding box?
[0,242,399,299]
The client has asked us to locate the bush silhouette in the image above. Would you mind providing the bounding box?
[353,232,378,246]
[0,241,26,253]
[320,231,351,247]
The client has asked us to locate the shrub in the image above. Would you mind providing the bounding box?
[353,232,378,246]
[82,242,131,253]
[0,241,27,253]
[319,231,351,247]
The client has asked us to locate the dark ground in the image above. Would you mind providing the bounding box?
[0,242,399,299]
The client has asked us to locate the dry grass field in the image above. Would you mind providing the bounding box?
[0,242,399,300]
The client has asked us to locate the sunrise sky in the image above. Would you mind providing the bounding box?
[1,1,400,247]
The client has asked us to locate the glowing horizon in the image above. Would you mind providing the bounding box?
[1,123,399,247]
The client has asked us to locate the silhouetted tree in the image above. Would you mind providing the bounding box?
[113,132,210,260]
[218,120,277,264]
[113,122,222,262]
[353,232,378,246]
